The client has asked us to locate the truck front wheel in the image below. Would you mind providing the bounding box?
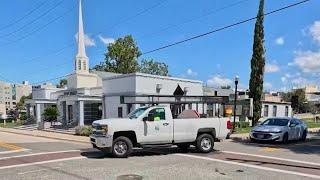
[196,134,214,153]
[112,136,133,158]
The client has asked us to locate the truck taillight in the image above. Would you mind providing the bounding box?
[227,120,232,129]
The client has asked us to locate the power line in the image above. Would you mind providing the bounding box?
[94,0,169,35]
[0,4,76,47]
[138,0,250,40]
[141,0,311,55]
[0,0,49,32]
[0,0,65,39]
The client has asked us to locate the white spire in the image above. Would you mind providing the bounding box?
[75,0,89,73]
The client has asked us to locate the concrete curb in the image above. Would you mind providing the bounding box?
[0,127,89,144]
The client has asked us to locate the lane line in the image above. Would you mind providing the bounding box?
[221,151,320,166]
[174,154,320,179]
[0,149,30,155]
[0,149,80,161]
[0,141,24,150]
[0,156,85,170]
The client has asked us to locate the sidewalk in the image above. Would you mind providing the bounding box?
[230,127,320,140]
[0,127,89,144]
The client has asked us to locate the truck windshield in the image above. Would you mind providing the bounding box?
[128,107,148,119]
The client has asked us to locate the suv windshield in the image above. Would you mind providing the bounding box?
[261,119,289,126]
[128,107,149,119]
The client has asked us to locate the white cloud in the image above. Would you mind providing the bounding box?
[264,82,273,90]
[207,75,232,88]
[291,50,320,73]
[265,63,280,73]
[75,33,96,46]
[281,77,287,83]
[99,35,115,45]
[186,68,197,77]
[291,77,309,86]
[275,37,284,45]
[309,21,320,44]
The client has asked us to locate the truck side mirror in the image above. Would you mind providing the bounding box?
[143,117,148,121]
[148,112,154,121]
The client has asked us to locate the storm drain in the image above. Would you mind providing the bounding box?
[117,174,143,180]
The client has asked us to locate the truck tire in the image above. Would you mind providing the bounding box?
[196,133,214,153]
[112,136,133,158]
[177,144,190,152]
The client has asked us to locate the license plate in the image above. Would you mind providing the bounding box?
[257,134,264,139]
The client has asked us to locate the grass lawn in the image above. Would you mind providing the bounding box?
[234,127,252,134]
[0,120,25,128]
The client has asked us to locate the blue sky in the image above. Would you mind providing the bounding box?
[0,0,319,91]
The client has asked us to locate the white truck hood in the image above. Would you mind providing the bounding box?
[92,118,140,133]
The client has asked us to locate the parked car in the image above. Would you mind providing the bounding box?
[90,106,232,158]
[249,117,308,143]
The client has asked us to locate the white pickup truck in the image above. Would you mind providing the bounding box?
[90,106,232,158]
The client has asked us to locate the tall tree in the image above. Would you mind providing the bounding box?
[57,79,67,88]
[93,35,170,75]
[140,59,169,76]
[93,35,141,74]
[249,0,265,125]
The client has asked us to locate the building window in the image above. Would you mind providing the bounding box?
[78,60,81,70]
[127,104,132,115]
[285,106,289,117]
[83,61,87,70]
[272,105,277,117]
[264,105,269,117]
[118,107,123,118]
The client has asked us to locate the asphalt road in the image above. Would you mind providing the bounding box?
[0,131,319,180]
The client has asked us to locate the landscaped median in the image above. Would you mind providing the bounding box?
[0,127,89,144]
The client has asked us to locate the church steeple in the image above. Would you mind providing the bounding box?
[75,0,89,73]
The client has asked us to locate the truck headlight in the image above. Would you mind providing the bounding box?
[101,125,108,135]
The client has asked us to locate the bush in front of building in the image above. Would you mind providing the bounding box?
[75,126,92,136]
[233,122,250,129]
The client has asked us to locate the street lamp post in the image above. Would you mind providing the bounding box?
[233,76,239,132]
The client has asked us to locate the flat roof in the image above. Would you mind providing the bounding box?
[102,72,203,84]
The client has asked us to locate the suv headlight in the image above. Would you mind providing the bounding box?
[101,125,108,135]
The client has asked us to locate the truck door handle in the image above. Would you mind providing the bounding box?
[163,123,169,126]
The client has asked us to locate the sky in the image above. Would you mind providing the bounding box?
[0,0,319,92]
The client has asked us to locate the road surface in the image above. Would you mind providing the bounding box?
[0,131,318,180]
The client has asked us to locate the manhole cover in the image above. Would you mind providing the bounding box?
[117,174,143,180]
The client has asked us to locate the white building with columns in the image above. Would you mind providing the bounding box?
[26,0,118,126]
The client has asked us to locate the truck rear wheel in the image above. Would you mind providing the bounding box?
[112,136,133,158]
[196,134,214,153]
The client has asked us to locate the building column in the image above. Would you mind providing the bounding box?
[36,104,41,123]
[79,101,84,126]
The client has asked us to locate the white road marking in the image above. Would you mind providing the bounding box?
[174,154,320,179]
[17,167,61,175]
[0,156,85,170]
[222,150,320,166]
[0,149,80,161]
[0,149,30,155]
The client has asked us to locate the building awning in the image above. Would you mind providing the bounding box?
[25,99,56,105]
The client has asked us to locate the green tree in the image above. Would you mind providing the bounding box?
[43,107,59,126]
[17,94,32,112]
[249,0,265,125]
[283,89,309,113]
[57,79,67,88]
[93,35,141,74]
[140,59,169,76]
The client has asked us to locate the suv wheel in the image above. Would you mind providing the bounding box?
[196,134,214,153]
[282,133,289,144]
[112,136,133,158]
[301,130,307,141]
